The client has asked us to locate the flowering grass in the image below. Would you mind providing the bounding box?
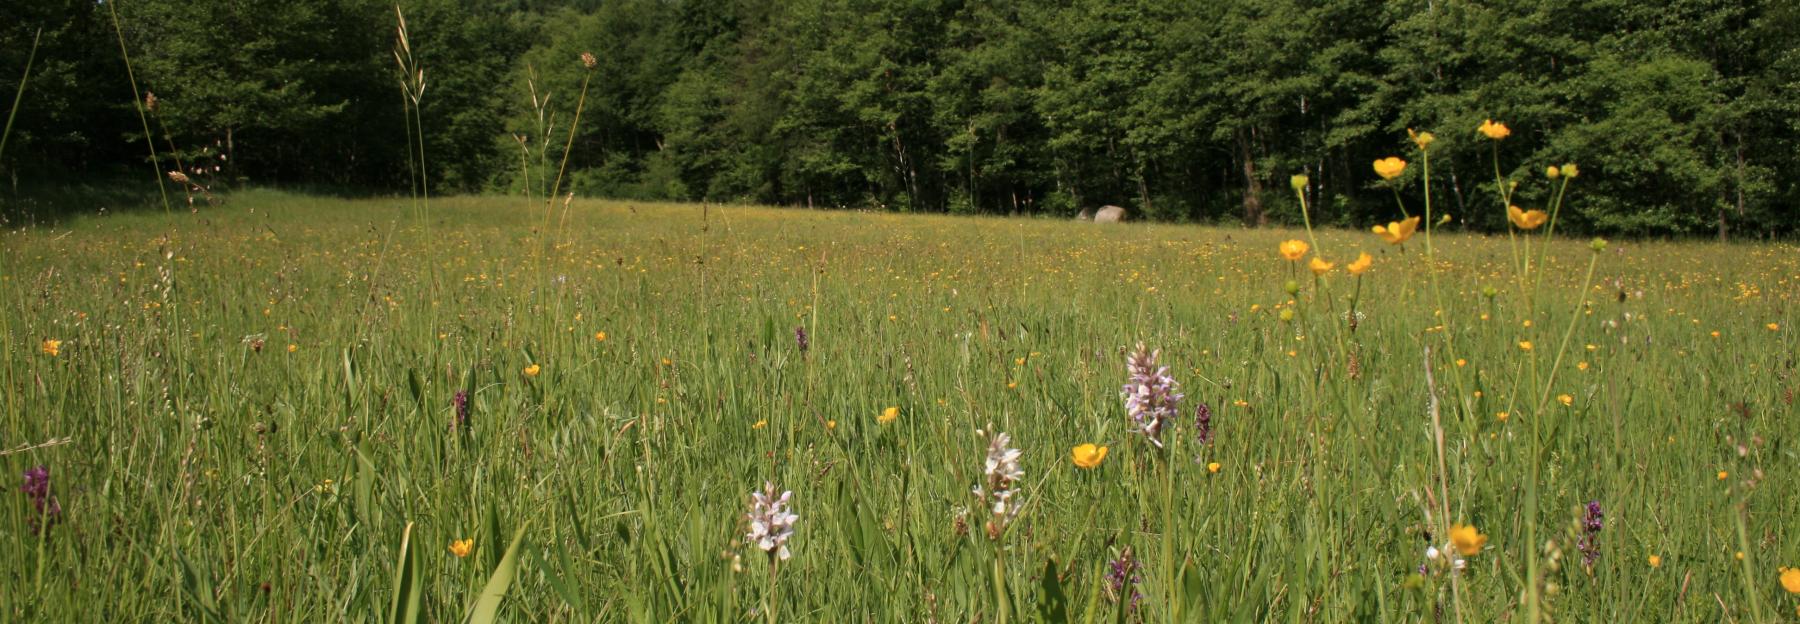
[1,188,1797,621]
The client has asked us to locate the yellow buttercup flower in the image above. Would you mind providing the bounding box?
[449,538,473,558]
[1546,165,1561,179]
[1070,443,1108,469]
[1647,555,1662,568]
[1449,523,1487,556]
[523,364,541,377]
[1346,252,1373,276]
[1477,119,1510,140]
[1373,157,1407,180]
[1371,216,1420,245]
[752,419,767,429]
[1207,462,1222,474]
[1409,129,1436,150]
[1562,163,1579,178]
[1508,205,1548,230]
[594,331,608,342]
[1558,394,1573,407]
[40,339,61,357]
[1780,567,1800,593]
[1308,257,1334,276]
[1279,239,1309,261]
[879,406,899,424]
[1768,323,1780,331]
[1518,340,1534,352]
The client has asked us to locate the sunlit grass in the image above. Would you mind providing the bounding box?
[1,188,1796,621]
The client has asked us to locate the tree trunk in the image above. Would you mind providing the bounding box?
[1236,128,1265,226]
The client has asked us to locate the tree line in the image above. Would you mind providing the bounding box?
[3,0,1796,237]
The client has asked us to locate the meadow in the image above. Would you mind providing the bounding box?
[2,188,1797,622]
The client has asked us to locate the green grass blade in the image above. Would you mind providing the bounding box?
[466,520,531,624]
[388,522,422,624]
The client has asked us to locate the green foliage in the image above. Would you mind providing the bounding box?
[4,0,1800,235]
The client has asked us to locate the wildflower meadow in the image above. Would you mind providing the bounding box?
[4,127,1798,621]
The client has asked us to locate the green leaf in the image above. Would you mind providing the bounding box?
[466,520,531,624]
[388,522,422,624]
[1036,559,1069,623]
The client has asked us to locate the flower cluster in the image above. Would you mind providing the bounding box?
[794,325,809,353]
[1193,401,1214,447]
[1106,547,1143,609]
[451,390,470,431]
[1578,500,1604,567]
[745,482,798,561]
[972,428,1024,539]
[21,465,62,533]
[1122,344,1182,448]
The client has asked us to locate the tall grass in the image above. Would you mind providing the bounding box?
[105,1,171,215]
[0,28,41,164]
[2,185,1794,621]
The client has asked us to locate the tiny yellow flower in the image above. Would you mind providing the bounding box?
[449,538,474,558]
[1007,381,1019,389]
[1372,216,1421,245]
[1508,205,1549,230]
[523,364,541,377]
[1455,358,1467,367]
[1207,462,1222,474]
[287,344,298,353]
[1768,323,1780,331]
[1558,394,1573,407]
[1518,340,1534,352]
[1070,444,1108,469]
[1290,174,1309,191]
[1648,555,1662,568]
[1496,412,1509,422]
[752,419,767,429]
[1279,239,1310,261]
[1408,129,1436,150]
[879,406,899,424]
[1562,163,1579,178]
[1346,252,1373,276]
[1373,157,1407,180]
[1477,119,1510,140]
[1545,165,1561,179]
[40,339,61,357]
[826,419,837,430]
[1718,470,1729,481]
[594,331,608,342]
[1781,567,1800,593]
[1735,551,1745,561]
[1308,256,1334,276]
[1710,331,1721,338]
[1577,361,1589,371]
[1449,523,1487,556]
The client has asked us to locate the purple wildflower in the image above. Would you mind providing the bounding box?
[21,465,62,533]
[1578,500,1603,567]
[1193,401,1213,446]
[451,390,470,431]
[1121,343,1182,448]
[794,326,809,353]
[1106,547,1143,608]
